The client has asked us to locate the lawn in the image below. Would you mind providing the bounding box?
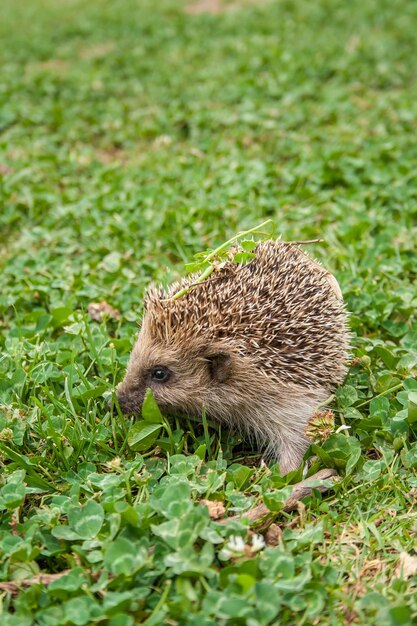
[1,0,417,624]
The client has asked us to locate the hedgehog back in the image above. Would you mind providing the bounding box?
[144,241,349,389]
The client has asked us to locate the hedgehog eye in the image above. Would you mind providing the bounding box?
[150,366,171,383]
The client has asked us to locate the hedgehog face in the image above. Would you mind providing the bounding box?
[116,324,236,417]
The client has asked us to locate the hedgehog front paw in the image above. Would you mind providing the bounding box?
[278,442,309,476]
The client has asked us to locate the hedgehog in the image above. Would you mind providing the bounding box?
[116,240,349,474]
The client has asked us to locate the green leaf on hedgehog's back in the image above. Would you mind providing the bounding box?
[184,260,208,273]
[239,240,258,252]
[233,252,256,265]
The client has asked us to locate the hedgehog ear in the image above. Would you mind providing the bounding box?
[205,351,232,383]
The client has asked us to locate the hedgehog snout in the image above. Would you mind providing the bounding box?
[115,385,145,415]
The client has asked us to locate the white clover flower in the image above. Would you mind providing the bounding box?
[219,535,246,560]
[219,534,266,560]
[227,535,246,553]
[251,533,265,552]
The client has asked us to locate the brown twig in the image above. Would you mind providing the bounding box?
[216,468,339,524]
[0,570,72,595]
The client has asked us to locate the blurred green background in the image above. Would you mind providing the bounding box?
[1,0,416,326]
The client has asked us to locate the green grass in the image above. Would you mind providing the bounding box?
[1,0,417,623]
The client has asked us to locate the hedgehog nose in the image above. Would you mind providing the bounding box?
[114,389,143,415]
[114,391,127,414]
